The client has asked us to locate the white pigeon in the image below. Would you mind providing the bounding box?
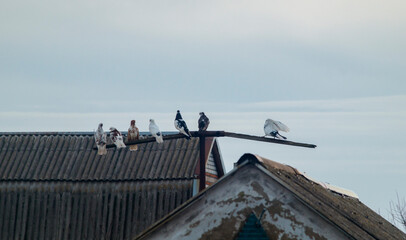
[264,118,290,140]
[174,110,191,139]
[149,119,163,143]
[109,127,126,148]
[94,123,107,155]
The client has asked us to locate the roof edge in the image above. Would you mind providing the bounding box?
[236,153,300,175]
[0,177,198,183]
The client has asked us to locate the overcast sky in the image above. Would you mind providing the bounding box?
[1,0,405,229]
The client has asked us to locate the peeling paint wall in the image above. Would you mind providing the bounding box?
[138,164,352,240]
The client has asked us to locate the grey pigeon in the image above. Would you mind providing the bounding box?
[94,123,107,155]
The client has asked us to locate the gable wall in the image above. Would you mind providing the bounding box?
[205,153,218,187]
[137,164,352,240]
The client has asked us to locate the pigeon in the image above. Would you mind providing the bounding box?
[149,119,163,143]
[109,127,126,148]
[198,112,210,132]
[94,123,107,155]
[264,118,290,140]
[127,120,140,151]
[174,110,191,139]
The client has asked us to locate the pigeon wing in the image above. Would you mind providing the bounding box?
[101,132,107,144]
[198,115,209,131]
[264,121,276,134]
[94,131,100,144]
[149,123,160,136]
[198,118,205,130]
[274,121,290,132]
[264,119,289,133]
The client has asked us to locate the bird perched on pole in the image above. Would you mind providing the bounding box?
[264,118,290,140]
[109,127,126,148]
[174,110,191,139]
[198,112,210,132]
[149,119,163,143]
[94,123,107,155]
[127,120,139,151]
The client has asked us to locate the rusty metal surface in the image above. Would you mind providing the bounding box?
[0,133,205,181]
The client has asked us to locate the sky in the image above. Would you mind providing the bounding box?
[1,0,406,230]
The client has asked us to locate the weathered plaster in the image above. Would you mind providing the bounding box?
[137,164,351,240]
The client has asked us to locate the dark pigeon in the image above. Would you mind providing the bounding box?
[198,112,210,132]
[175,110,191,139]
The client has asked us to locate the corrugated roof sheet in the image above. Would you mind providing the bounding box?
[0,132,224,240]
[0,180,193,240]
[0,132,202,181]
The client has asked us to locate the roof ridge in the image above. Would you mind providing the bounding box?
[0,177,198,183]
[0,131,178,136]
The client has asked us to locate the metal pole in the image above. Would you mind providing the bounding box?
[199,135,206,191]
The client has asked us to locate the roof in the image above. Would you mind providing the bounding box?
[0,179,195,240]
[135,153,406,240]
[242,154,405,239]
[0,132,221,181]
[0,132,225,239]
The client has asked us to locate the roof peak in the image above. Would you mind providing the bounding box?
[236,153,358,199]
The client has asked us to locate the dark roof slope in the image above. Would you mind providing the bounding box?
[0,132,203,181]
[0,132,224,240]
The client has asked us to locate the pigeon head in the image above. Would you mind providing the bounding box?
[109,127,117,131]
[149,119,155,123]
[131,120,135,126]
[175,110,182,120]
[98,123,103,128]
[199,112,204,116]
[177,110,180,113]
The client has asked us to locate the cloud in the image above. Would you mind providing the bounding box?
[241,95,406,112]
[1,95,405,130]
[1,0,405,48]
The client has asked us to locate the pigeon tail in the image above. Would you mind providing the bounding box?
[277,134,287,140]
[129,145,138,151]
[114,136,126,148]
[155,135,164,143]
[97,144,107,155]
[275,132,287,140]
